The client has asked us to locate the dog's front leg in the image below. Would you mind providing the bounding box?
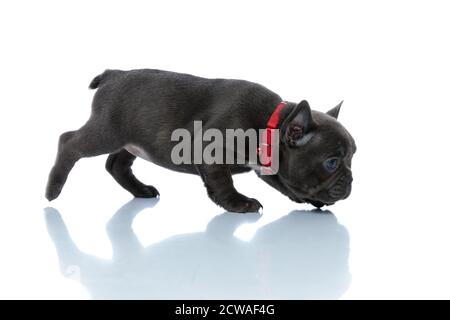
[196,164,262,213]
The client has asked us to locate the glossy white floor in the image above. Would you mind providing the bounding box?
[1,1,450,299]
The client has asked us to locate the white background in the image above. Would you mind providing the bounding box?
[1,0,449,299]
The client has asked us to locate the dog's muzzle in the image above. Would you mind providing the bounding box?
[328,174,353,200]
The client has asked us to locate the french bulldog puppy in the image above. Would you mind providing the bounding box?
[45,69,356,212]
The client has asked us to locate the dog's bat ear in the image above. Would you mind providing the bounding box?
[327,100,343,119]
[281,100,315,147]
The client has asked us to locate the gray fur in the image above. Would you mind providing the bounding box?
[45,69,356,212]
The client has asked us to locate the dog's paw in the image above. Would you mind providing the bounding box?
[133,185,160,198]
[45,182,63,201]
[221,193,262,213]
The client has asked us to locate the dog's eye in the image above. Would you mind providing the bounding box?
[324,158,339,172]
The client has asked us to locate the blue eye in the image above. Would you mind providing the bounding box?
[324,158,339,172]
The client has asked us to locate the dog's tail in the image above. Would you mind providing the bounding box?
[89,69,121,89]
[88,73,104,89]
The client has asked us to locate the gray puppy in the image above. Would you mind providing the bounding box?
[45,69,356,212]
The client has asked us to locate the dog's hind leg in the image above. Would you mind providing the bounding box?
[45,123,123,201]
[105,149,159,198]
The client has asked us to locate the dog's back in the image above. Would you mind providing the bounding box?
[89,69,279,132]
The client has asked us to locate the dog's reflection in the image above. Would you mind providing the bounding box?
[45,199,351,299]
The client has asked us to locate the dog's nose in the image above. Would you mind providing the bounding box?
[343,174,353,184]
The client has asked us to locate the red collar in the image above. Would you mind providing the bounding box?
[266,101,286,129]
[258,101,287,169]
